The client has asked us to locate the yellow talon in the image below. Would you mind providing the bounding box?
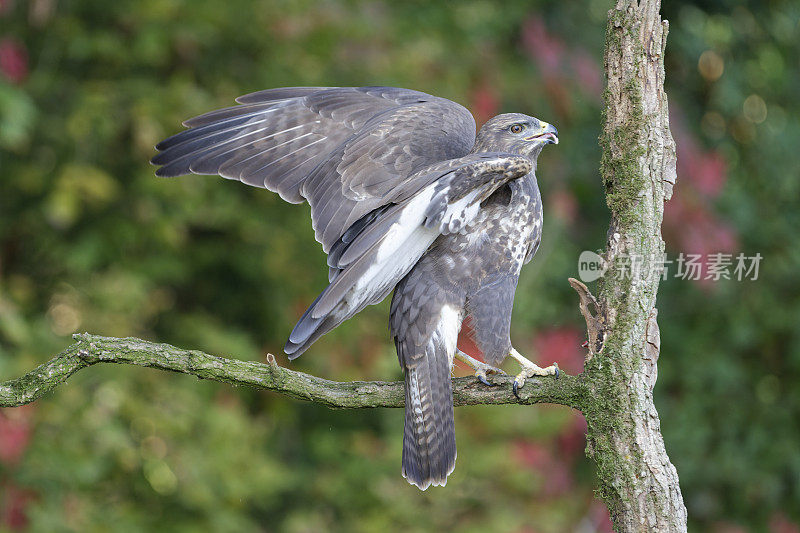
[508,348,559,397]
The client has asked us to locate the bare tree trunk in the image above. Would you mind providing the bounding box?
[580,0,686,530]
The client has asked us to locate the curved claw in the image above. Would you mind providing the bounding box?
[554,366,560,379]
[478,374,495,387]
[465,355,505,387]
[512,380,521,398]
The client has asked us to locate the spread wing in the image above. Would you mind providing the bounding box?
[151,86,476,252]
[284,153,533,358]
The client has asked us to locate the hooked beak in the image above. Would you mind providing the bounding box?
[524,122,559,145]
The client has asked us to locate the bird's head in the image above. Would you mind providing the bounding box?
[473,113,559,158]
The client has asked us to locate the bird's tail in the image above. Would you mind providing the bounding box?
[400,330,457,490]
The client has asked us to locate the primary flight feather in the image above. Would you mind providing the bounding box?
[152,86,560,490]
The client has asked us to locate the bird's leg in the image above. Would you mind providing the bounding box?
[454,350,506,386]
[509,348,559,398]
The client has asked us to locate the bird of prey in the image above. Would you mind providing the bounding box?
[152,86,560,490]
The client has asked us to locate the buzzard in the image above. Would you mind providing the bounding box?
[152,86,560,490]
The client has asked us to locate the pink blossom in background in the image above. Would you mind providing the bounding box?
[514,440,549,469]
[0,407,33,466]
[0,38,28,83]
[513,440,575,497]
[0,408,35,533]
[533,326,585,374]
[663,107,738,285]
[521,16,603,117]
[666,194,737,253]
[522,17,565,76]
[571,50,604,101]
[664,193,738,284]
[675,117,728,198]
[689,150,727,198]
[512,411,589,503]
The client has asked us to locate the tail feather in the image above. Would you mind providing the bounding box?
[401,342,456,490]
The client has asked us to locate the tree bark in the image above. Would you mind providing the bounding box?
[581,0,687,530]
[1,1,687,529]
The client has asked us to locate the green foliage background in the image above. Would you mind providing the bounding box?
[1,0,798,531]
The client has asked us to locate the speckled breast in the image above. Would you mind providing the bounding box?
[429,173,542,289]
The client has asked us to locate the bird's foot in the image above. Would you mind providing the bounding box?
[508,348,559,398]
[474,363,506,387]
[455,350,506,386]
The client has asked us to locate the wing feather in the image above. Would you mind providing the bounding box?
[152,86,476,251]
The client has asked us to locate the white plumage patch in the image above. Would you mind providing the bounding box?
[349,224,439,307]
[353,186,439,295]
[436,305,462,369]
[375,184,437,262]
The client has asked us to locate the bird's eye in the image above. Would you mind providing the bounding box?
[510,123,526,134]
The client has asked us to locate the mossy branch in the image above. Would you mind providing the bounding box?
[1,333,585,410]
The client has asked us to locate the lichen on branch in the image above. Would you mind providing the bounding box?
[1,333,585,410]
